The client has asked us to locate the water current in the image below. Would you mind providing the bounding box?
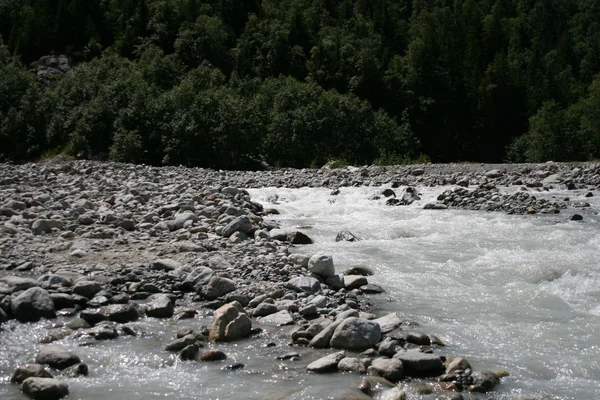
[1,185,599,400]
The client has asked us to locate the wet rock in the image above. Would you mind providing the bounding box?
[145,294,174,318]
[165,334,197,352]
[309,319,343,348]
[369,358,404,382]
[570,214,583,221]
[343,266,373,276]
[360,284,385,294]
[21,377,69,400]
[306,351,346,373]
[468,370,500,393]
[338,357,367,374]
[373,313,402,334]
[62,363,89,377]
[200,350,227,361]
[445,357,471,374]
[393,350,444,377]
[330,317,381,350]
[11,287,56,322]
[179,344,199,361]
[2,276,38,293]
[222,362,245,371]
[343,275,368,290]
[11,364,53,384]
[252,302,278,317]
[35,346,81,370]
[101,304,140,323]
[308,253,335,277]
[72,280,102,299]
[209,302,252,342]
[88,323,119,340]
[380,387,406,400]
[287,231,313,244]
[336,230,360,242]
[202,276,236,300]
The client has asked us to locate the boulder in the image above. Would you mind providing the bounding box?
[21,377,69,400]
[221,216,253,237]
[202,276,236,300]
[11,364,53,384]
[308,253,335,277]
[101,304,140,323]
[369,358,404,382]
[336,230,360,242]
[145,294,174,318]
[468,371,501,393]
[38,275,72,289]
[209,302,252,342]
[393,350,444,377]
[306,351,346,373]
[11,287,56,322]
[343,275,368,290]
[287,231,313,244]
[286,277,321,294]
[183,266,215,291]
[309,319,343,348]
[165,334,197,352]
[330,317,381,350]
[257,309,294,326]
[200,350,227,361]
[373,313,402,334]
[338,357,367,374]
[1,276,38,293]
[35,346,81,370]
[445,357,472,375]
[72,280,102,299]
[343,266,373,276]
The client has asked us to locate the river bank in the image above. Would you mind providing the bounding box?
[0,160,598,400]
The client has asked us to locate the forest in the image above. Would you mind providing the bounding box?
[1,0,599,169]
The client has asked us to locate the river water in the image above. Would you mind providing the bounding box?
[1,185,599,400]
[248,186,600,400]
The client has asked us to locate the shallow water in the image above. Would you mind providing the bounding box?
[1,185,599,400]
[249,186,600,399]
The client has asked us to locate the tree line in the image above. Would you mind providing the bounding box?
[1,0,599,168]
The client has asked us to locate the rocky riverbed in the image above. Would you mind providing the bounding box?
[0,160,598,400]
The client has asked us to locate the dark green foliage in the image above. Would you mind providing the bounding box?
[0,43,47,160]
[1,0,600,166]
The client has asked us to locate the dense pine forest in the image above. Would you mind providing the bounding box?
[1,0,599,168]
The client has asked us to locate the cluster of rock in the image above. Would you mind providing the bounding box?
[3,159,590,398]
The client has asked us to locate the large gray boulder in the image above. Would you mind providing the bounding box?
[151,259,182,272]
[286,277,321,294]
[393,350,444,377]
[35,346,81,370]
[209,302,252,342]
[37,275,72,289]
[369,358,404,382]
[202,276,236,300]
[308,253,335,277]
[374,312,403,334]
[145,294,174,318]
[1,276,38,293]
[309,319,343,348]
[21,377,69,400]
[101,304,140,323]
[306,351,346,373]
[11,287,56,322]
[330,317,381,350]
[72,280,102,299]
[221,216,253,237]
[257,309,294,326]
[183,266,215,290]
[11,364,53,384]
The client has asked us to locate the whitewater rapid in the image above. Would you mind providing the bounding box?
[248,186,600,399]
